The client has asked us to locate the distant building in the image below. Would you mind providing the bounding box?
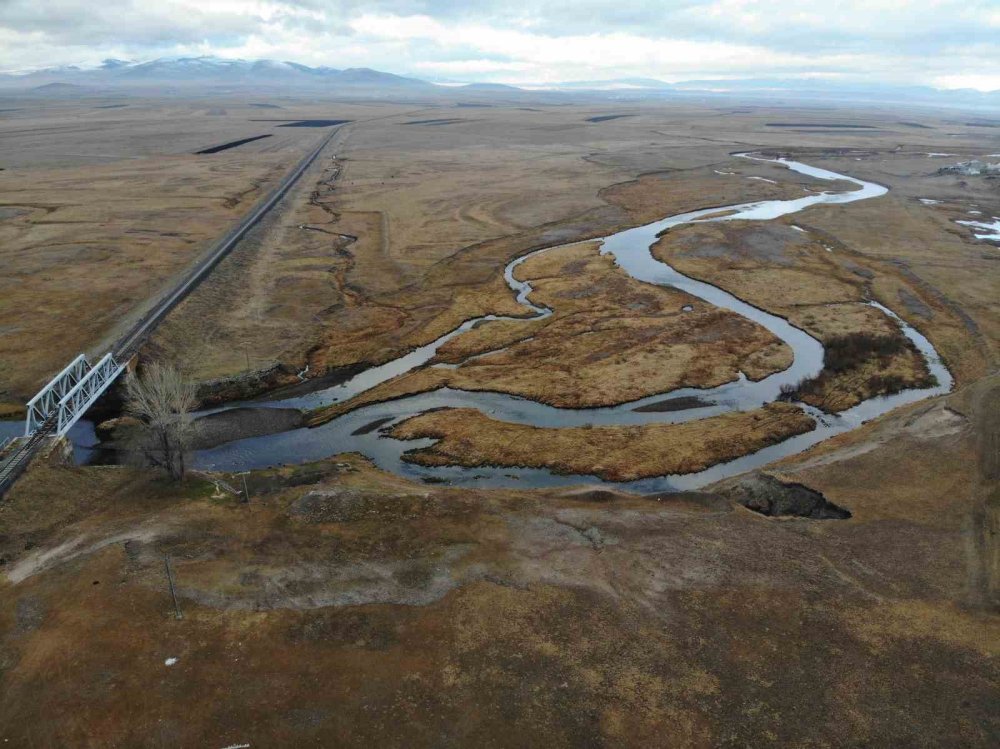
[938,160,1000,176]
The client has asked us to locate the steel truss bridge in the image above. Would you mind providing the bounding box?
[24,353,127,437]
[0,354,127,493]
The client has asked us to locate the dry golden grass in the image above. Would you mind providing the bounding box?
[434,317,547,363]
[308,242,792,424]
[653,220,937,410]
[390,402,814,481]
[2,104,1000,747]
[0,99,397,401]
[144,144,357,382]
[0,150,300,400]
[145,111,995,421]
[143,104,844,395]
[3,98,995,410]
[1,379,997,748]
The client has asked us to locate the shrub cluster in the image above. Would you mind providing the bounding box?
[778,331,933,408]
[821,332,908,373]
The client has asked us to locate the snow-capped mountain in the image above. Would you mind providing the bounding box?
[2,57,997,111]
[0,56,433,92]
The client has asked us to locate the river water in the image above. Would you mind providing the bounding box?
[62,156,954,491]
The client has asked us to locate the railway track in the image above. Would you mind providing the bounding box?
[115,126,342,358]
[0,419,55,494]
[0,127,342,497]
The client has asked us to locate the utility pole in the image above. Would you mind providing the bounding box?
[164,555,182,620]
[236,471,251,504]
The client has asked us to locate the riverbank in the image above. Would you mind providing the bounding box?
[390,403,815,481]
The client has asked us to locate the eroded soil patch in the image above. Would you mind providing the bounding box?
[722,473,852,519]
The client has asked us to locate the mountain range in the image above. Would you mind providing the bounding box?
[1,57,998,111]
[0,57,431,92]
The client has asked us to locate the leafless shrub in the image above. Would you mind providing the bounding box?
[822,332,908,372]
[122,362,196,481]
[778,331,932,407]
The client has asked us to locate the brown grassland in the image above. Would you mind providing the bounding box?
[389,402,815,481]
[146,107,834,402]
[652,220,939,411]
[0,94,998,745]
[0,374,996,746]
[307,240,793,423]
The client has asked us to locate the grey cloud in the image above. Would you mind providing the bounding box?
[0,0,996,87]
[2,0,996,55]
[0,0,261,46]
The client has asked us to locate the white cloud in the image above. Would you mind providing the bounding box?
[933,74,1000,91]
[0,0,997,89]
[344,12,966,85]
[413,59,536,74]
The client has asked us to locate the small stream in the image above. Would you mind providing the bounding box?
[72,155,953,491]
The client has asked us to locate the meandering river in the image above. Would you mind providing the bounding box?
[74,155,954,491]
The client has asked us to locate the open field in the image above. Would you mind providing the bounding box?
[0,152,289,404]
[0,98,406,410]
[3,97,996,410]
[0,92,998,744]
[0,375,996,746]
[147,103,845,397]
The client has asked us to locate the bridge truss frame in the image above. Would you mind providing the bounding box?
[24,353,127,438]
[24,354,90,436]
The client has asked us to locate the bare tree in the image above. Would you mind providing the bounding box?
[123,362,196,480]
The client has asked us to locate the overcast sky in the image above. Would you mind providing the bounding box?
[1,0,998,90]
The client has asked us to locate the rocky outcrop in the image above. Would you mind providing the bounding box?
[722,473,852,519]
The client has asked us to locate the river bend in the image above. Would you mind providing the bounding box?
[70,155,954,491]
